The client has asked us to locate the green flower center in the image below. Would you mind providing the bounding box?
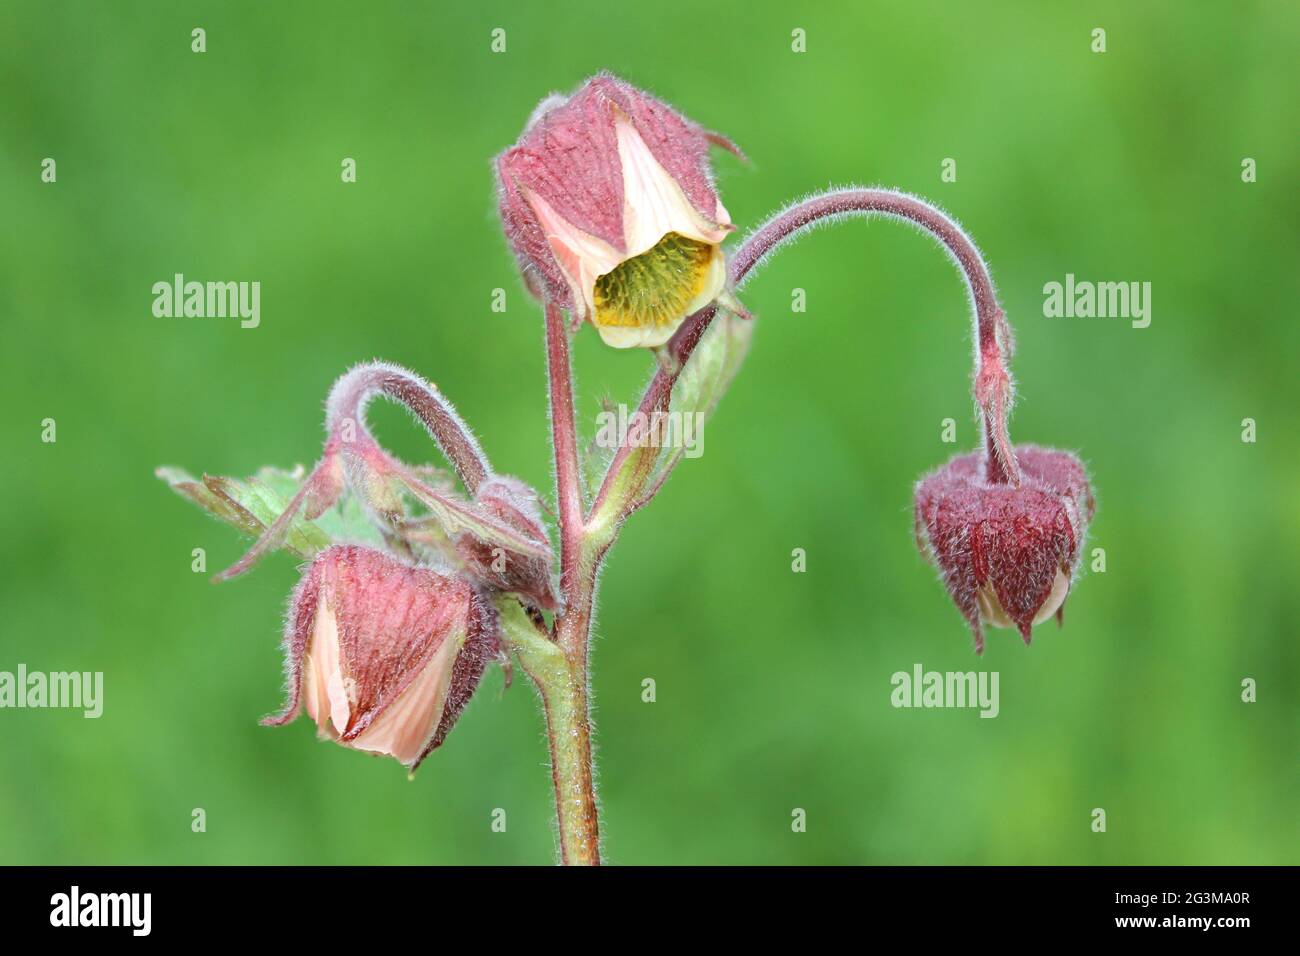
[593,232,714,329]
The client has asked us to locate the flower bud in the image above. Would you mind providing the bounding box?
[497,73,740,348]
[914,446,1095,653]
[455,476,558,611]
[265,545,498,770]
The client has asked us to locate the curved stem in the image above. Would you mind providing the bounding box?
[217,361,499,582]
[592,187,1022,513]
[325,360,492,494]
[729,189,1000,348]
[733,188,1018,485]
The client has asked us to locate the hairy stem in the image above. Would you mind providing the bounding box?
[538,660,600,865]
[545,300,587,606]
[593,187,1021,514]
[496,597,600,865]
[538,300,601,865]
[325,360,492,493]
[546,565,601,864]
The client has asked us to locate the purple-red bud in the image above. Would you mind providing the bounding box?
[914,446,1095,653]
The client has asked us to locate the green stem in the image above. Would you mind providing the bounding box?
[539,647,598,864]
[496,592,601,866]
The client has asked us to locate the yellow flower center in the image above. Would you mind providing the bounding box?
[593,232,715,329]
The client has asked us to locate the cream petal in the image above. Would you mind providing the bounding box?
[524,188,622,321]
[714,197,732,227]
[347,634,461,766]
[976,569,1071,629]
[302,599,351,737]
[975,582,1013,629]
[614,111,731,256]
[1032,568,1072,625]
[680,245,728,318]
[596,324,665,349]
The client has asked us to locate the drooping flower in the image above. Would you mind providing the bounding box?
[264,545,500,771]
[496,73,741,348]
[914,446,1095,653]
[159,361,559,772]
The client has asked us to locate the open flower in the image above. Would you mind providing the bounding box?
[914,446,1095,653]
[496,73,740,348]
[264,545,499,771]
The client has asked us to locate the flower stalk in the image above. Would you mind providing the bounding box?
[511,299,609,865]
[537,298,604,863]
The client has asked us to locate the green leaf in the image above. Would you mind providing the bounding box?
[156,464,384,558]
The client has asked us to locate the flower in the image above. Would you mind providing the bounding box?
[264,545,499,771]
[496,73,741,348]
[159,362,558,772]
[914,446,1095,653]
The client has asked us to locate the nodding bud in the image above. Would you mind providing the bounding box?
[265,545,499,771]
[496,72,741,349]
[914,446,1095,654]
[457,476,559,611]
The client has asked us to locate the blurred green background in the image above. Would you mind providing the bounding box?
[2,1,1296,865]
